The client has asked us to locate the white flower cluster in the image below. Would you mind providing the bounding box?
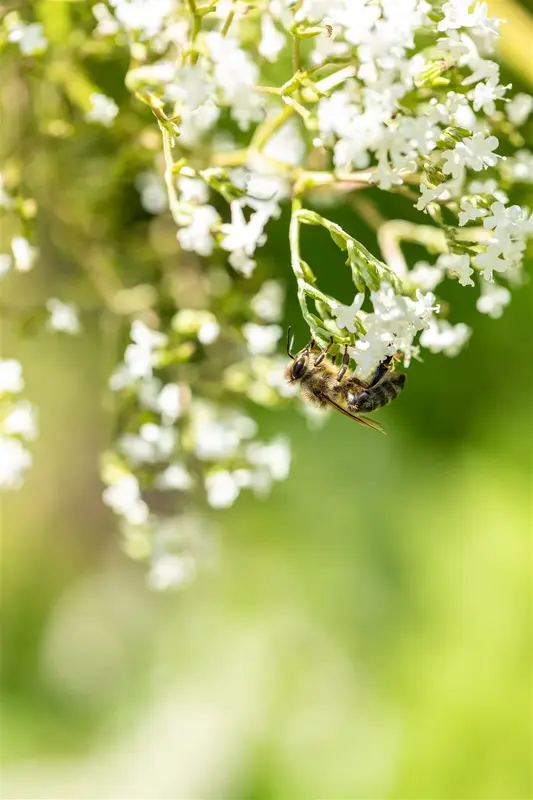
[4,0,532,586]
[0,361,38,490]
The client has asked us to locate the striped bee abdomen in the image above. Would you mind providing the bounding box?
[347,373,406,413]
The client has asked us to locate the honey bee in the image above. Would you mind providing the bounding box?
[285,328,406,434]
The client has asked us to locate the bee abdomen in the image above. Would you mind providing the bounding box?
[348,373,406,413]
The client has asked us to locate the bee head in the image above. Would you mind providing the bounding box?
[290,352,308,382]
[284,348,309,383]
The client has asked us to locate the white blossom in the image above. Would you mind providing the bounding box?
[436,253,474,287]
[109,0,173,37]
[1,400,38,441]
[243,323,283,355]
[205,470,240,508]
[476,280,511,318]
[86,93,119,126]
[177,204,219,257]
[0,438,32,490]
[102,474,149,525]
[135,171,167,214]
[506,93,533,127]
[246,437,291,481]
[46,299,81,334]
[155,464,194,491]
[251,281,284,322]
[11,236,37,272]
[148,553,196,591]
[420,319,471,356]
[7,21,47,55]
[0,255,12,279]
[332,293,365,333]
[0,360,24,395]
[220,202,269,278]
[259,14,285,62]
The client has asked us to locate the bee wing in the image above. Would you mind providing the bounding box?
[319,394,386,435]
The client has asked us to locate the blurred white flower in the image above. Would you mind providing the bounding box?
[177,205,219,257]
[148,553,196,591]
[102,474,149,525]
[436,253,474,287]
[243,323,283,355]
[8,21,47,55]
[155,464,194,491]
[1,400,38,441]
[0,438,32,490]
[0,360,24,395]
[135,171,167,214]
[506,93,533,127]
[251,281,284,322]
[259,14,285,62]
[11,236,37,272]
[476,280,511,319]
[0,254,13,279]
[46,299,81,334]
[205,470,240,508]
[246,437,291,481]
[420,319,471,356]
[86,93,119,126]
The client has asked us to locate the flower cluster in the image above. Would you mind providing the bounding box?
[0,361,38,490]
[1,0,532,587]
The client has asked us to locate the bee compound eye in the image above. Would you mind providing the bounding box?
[292,358,306,379]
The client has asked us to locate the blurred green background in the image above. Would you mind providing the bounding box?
[1,1,532,798]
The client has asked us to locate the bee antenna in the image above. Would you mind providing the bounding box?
[286,326,295,359]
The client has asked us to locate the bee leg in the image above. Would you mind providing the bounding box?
[336,346,350,382]
[314,341,332,366]
[366,353,399,388]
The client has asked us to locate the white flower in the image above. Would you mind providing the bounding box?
[456,133,500,172]
[155,464,194,491]
[178,176,209,204]
[8,21,47,55]
[420,319,471,356]
[437,0,473,32]
[332,293,365,333]
[110,0,173,37]
[469,78,507,116]
[156,383,183,423]
[111,320,168,388]
[476,280,511,318]
[205,32,263,130]
[177,204,219,257]
[408,261,444,291]
[251,281,284,322]
[220,202,269,277]
[198,318,221,345]
[436,253,474,287]
[1,400,38,441]
[259,14,285,62]
[506,93,533,127]
[246,437,291,481]
[168,64,213,112]
[458,199,488,227]
[475,244,508,281]
[243,323,282,355]
[205,470,240,508]
[135,171,167,214]
[0,438,32,490]
[0,360,24,395]
[11,236,37,272]
[46,299,81,334]
[86,93,119,126]
[416,183,447,211]
[102,474,149,524]
[0,254,13,278]
[148,553,196,591]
